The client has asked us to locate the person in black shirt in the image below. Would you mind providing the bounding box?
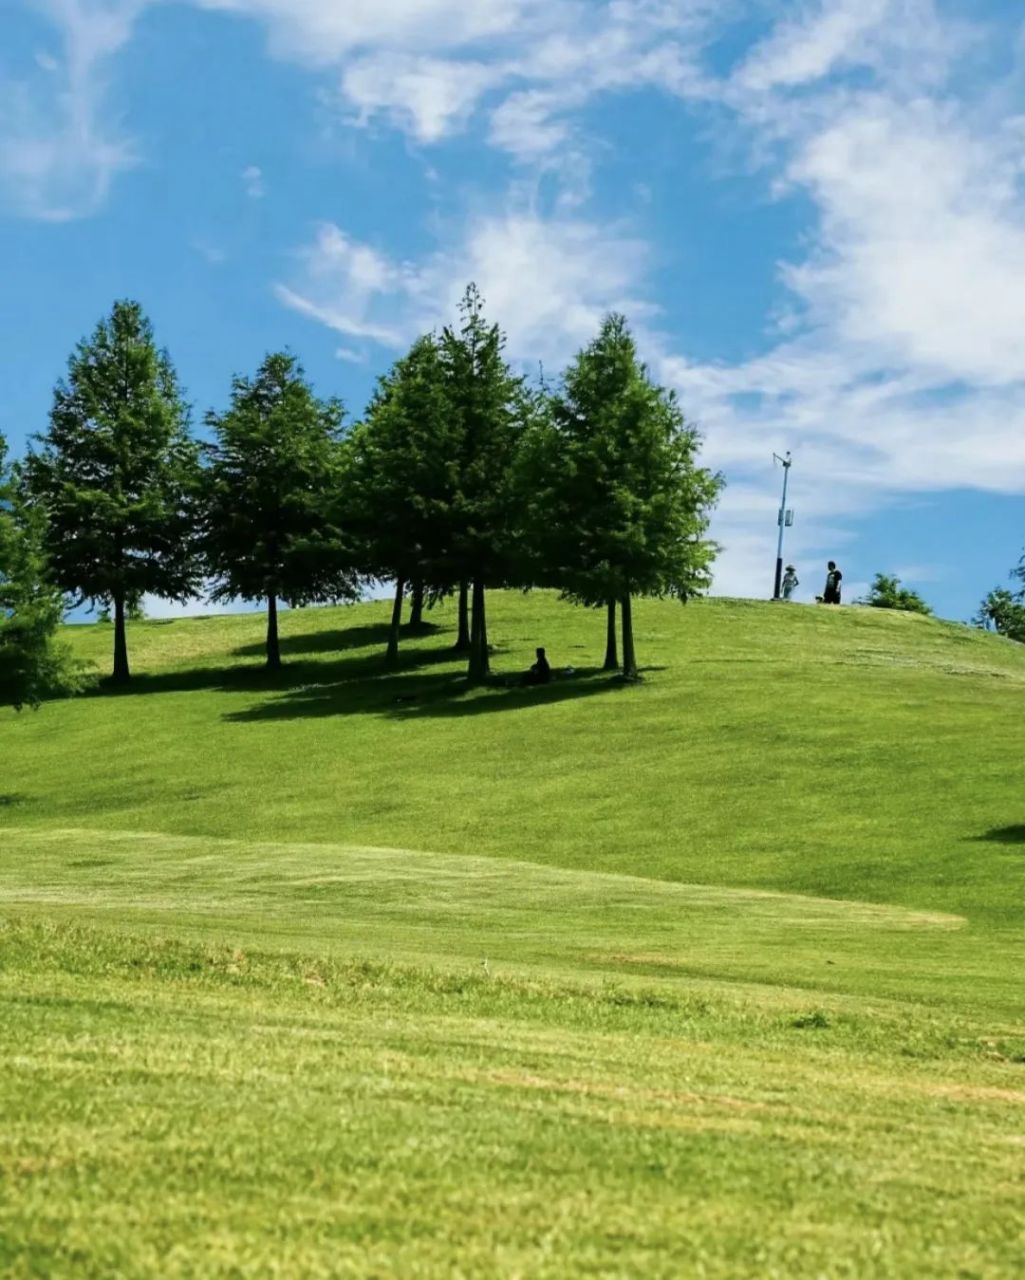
[823,561,843,604]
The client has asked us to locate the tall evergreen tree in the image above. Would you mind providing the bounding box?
[345,335,459,667]
[0,434,83,710]
[203,352,358,669]
[440,285,529,681]
[26,300,200,683]
[530,314,722,679]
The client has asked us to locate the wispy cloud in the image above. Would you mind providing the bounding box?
[0,0,141,220]
[241,163,265,197]
[276,206,652,368]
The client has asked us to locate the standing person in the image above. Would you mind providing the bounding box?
[823,561,843,605]
[781,565,799,601]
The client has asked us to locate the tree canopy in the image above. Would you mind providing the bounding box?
[26,300,200,683]
[202,351,359,669]
[10,291,732,696]
[974,587,1025,641]
[526,313,723,678]
[345,334,460,666]
[863,573,932,616]
[439,286,531,681]
[0,433,83,710]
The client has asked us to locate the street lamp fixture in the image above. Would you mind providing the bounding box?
[772,451,793,600]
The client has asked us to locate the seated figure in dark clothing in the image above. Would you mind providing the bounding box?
[524,647,552,686]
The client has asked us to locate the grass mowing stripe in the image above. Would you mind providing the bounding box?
[1,922,1022,1279]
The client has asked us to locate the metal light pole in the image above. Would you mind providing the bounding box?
[772,451,793,600]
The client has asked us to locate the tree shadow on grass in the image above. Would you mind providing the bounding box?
[88,639,457,698]
[231,622,441,659]
[975,825,1025,845]
[224,664,653,724]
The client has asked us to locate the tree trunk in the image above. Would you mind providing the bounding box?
[408,578,425,629]
[603,599,619,671]
[468,578,490,682]
[453,579,471,652]
[266,594,281,670]
[620,593,639,680]
[386,578,405,667]
[112,590,130,684]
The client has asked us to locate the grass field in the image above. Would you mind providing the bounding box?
[1,593,1023,1276]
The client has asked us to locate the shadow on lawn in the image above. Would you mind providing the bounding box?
[87,616,643,720]
[90,637,457,698]
[975,825,1025,845]
[224,662,642,724]
[231,621,441,659]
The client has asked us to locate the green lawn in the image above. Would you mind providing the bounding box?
[1,593,1023,1276]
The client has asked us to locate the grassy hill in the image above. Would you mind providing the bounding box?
[1,594,1023,1276]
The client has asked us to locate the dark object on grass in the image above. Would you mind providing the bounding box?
[523,647,552,686]
[823,561,843,605]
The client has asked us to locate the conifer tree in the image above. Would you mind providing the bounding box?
[531,314,722,679]
[203,352,357,669]
[0,434,83,710]
[26,300,200,683]
[440,285,529,681]
[346,335,460,666]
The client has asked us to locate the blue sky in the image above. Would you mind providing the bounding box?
[3,0,1025,620]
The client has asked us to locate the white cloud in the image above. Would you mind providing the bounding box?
[341,53,501,142]
[241,163,265,197]
[2,0,723,217]
[277,206,652,367]
[781,99,1025,386]
[335,345,369,364]
[274,223,410,345]
[198,0,726,181]
[192,239,226,264]
[0,0,140,219]
[488,88,578,161]
[737,0,894,92]
[190,0,535,63]
[734,0,969,100]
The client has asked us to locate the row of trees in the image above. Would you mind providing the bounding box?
[1,288,724,701]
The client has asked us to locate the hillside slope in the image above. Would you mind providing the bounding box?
[1,591,1022,926]
[2,594,1024,1278]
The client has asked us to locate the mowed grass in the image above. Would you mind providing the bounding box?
[1,593,1024,1275]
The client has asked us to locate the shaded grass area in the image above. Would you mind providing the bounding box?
[1,920,1022,1280]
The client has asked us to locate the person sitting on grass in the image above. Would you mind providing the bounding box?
[523,647,552,686]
